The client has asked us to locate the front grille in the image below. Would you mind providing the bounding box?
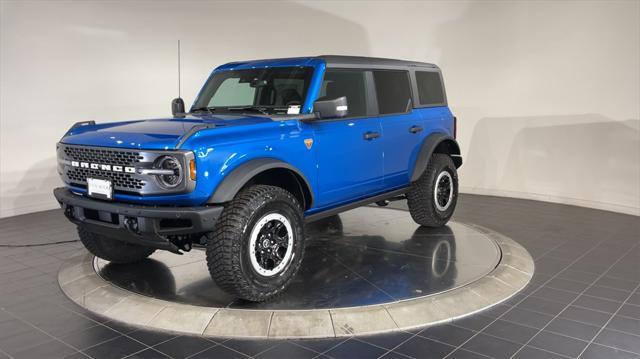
[58,144,195,196]
[67,167,144,190]
[60,144,148,194]
[63,146,143,166]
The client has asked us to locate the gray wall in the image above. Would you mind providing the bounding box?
[1,0,638,218]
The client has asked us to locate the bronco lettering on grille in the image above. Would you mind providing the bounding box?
[71,161,136,173]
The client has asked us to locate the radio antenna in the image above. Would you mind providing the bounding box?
[177,40,181,98]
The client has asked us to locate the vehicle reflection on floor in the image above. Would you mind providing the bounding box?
[95,206,500,309]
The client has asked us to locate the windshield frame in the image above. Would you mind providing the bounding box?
[191,66,316,116]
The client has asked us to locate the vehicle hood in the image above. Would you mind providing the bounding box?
[60,114,274,150]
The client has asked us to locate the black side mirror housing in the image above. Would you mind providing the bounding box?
[172,98,186,117]
[313,96,348,119]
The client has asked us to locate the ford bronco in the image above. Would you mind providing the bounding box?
[54,56,462,301]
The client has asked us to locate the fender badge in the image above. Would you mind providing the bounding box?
[304,138,313,150]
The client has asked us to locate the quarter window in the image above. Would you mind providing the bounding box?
[373,71,412,115]
[318,70,368,117]
[415,71,445,106]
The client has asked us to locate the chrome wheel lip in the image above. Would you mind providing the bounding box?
[248,213,294,277]
[434,171,453,212]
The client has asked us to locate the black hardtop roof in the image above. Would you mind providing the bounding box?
[318,55,438,69]
[219,56,439,71]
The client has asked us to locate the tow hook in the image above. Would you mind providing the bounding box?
[170,235,192,252]
[123,217,139,233]
[63,205,75,219]
[180,241,192,252]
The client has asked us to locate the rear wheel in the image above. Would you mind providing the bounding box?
[407,153,458,227]
[78,228,155,264]
[206,185,305,302]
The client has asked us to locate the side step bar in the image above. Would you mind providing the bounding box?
[304,187,409,223]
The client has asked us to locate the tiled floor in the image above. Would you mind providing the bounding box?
[0,194,638,359]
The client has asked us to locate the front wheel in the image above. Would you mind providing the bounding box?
[407,153,459,227]
[206,185,305,302]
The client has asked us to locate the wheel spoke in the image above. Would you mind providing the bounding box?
[271,221,285,237]
[266,250,279,267]
[274,231,288,244]
[250,215,293,275]
[259,252,268,268]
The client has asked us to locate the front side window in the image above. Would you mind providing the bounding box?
[373,70,412,115]
[317,70,368,118]
[415,71,445,106]
[193,67,314,115]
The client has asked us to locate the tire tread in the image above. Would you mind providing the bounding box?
[206,185,305,302]
[407,153,458,227]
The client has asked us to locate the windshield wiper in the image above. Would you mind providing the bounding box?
[190,107,216,114]
[226,106,270,115]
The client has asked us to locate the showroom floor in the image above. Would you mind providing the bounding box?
[0,194,638,359]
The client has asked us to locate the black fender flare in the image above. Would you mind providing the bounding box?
[410,133,463,182]
[207,158,314,206]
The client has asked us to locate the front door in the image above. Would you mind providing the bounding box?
[308,69,384,209]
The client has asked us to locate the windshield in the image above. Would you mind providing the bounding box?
[192,67,314,115]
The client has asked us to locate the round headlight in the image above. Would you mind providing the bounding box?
[156,156,183,188]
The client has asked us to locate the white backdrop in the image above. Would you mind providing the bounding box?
[1,0,639,218]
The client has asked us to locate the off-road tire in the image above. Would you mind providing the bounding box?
[78,227,155,263]
[206,185,305,302]
[407,153,458,227]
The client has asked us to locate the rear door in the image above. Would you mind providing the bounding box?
[375,70,427,189]
[308,69,384,209]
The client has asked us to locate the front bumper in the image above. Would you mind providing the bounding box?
[53,187,223,252]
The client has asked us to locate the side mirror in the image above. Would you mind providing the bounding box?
[313,96,348,119]
[172,98,185,117]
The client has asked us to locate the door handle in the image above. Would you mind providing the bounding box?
[409,125,423,134]
[363,131,381,140]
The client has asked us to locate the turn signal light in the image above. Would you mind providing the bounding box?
[189,159,196,180]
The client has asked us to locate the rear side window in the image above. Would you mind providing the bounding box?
[415,71,445,105]
[318,70,367,117]
[373,71,412,114]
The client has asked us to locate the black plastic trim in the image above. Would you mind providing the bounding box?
[410,133,462,182]
[176,124,216,149]
[70,120,96,130]
[207,158,314,207]
[305,187,410,223]
[54,187,223,251]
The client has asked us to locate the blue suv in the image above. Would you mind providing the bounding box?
[54,56,462,301]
